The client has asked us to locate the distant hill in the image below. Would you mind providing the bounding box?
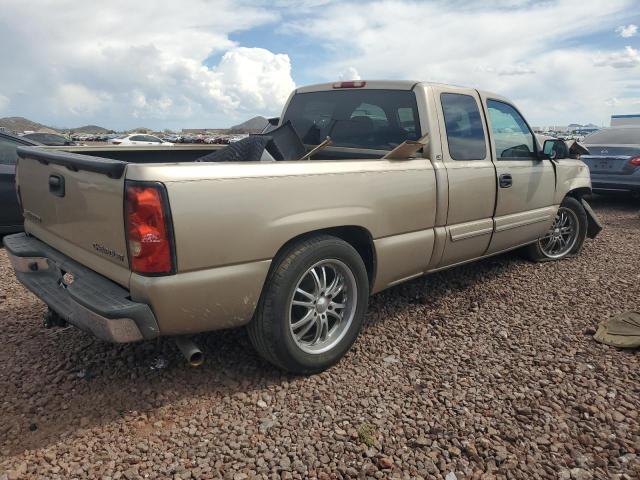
[0,116,53,133]
[72,124,110,134]
[230,116,268,133]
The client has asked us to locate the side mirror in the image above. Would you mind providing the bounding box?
[542,139,569,160]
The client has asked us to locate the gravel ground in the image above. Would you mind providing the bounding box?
[0,196,639,480]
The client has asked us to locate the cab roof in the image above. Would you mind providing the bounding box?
[295,80,502,101]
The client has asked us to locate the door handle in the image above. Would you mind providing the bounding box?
[49,174,65,197]
[499,173,512,188]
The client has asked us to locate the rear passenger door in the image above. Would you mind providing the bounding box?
[434,86,497,267]
[480,96,556,254]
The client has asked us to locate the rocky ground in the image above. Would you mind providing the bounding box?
[0,195,639,480]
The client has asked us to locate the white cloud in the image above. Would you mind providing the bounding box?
[215,48,296,111]
[54,84,112,116]
[594,46,640,68]
[605,96,640,107]
[282,0,639,125]
[616,24,638,38]
[338,67,362,81]
[0,95,9,112]
[1,0,639,129]
[0,0,294,129]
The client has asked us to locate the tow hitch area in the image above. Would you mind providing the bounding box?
[43,308,67,329]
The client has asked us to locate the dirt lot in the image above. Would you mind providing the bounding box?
[0,196,639,480]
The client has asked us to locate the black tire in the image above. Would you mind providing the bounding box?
[524,196,587,262]
[247,235,369,374]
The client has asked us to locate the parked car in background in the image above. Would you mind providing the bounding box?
[0,132,40,233]
[22,132,77,146]
[109,134,174,146]
[582,126,640,198]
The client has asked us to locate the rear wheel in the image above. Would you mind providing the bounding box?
[525,196,587,261]
[248,235,369,374]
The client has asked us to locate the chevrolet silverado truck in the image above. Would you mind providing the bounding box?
[3,81,601,373]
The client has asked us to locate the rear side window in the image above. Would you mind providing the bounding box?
[130,135,145,141]
[440,93,487,160]
[282,89,421,150]
[0,137,20,165]
[584,127,640,144]
[487,100,537,160]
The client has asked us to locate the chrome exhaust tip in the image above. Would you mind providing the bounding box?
[175,337,204,367]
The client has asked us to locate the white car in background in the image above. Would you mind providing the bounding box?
[109,134,174,146]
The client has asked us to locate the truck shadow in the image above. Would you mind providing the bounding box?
[0,249,525,458]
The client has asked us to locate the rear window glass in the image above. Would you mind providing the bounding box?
[441,93,487,160]
[23,133,67,145]
[584,127,640,145]
[282,89,421,150]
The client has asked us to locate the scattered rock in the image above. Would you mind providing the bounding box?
[0,201,638,478]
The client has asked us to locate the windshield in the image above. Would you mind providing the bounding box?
[282,89,421,150]
[584,127,640,145]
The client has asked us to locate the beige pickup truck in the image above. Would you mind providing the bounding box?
[4,80,601,373]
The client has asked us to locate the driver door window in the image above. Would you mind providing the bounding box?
[487,100,536,160]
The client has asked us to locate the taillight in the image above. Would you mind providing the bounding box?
[112,141,121,145]
[332,81,366,89]
[125,182,175,275]
[629,156,640,166]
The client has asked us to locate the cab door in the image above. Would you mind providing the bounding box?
[432,86,497,268]
[480,95,556,254]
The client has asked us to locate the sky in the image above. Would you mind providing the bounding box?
[0,0,639,130]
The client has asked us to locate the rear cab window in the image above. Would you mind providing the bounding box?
[282,89,421,151]
[440,93,487,160]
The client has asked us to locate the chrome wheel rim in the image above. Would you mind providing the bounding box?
[539,207,579,259]
[288,259,357,354]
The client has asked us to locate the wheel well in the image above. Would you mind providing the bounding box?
[567,187,592,200]
[274,226,377,288]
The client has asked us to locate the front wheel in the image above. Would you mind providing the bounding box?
[524,196,587,261]
[248,235,369,374]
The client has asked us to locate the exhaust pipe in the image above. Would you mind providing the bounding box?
[175,337,204,367]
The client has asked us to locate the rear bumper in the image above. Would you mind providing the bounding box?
[590,173,640,192]
[3,233,159,343]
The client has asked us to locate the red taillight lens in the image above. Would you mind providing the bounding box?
[125,183,174,274]
[629,156,640,166]
[332,81,367,89]
[112,141,121,145]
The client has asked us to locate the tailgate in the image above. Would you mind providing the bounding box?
[16,147,131,287]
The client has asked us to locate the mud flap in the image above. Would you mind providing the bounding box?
[581,199,603,239]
